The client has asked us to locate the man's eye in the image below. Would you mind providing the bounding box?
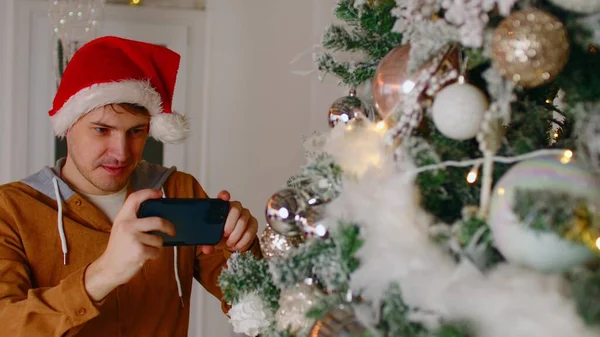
[94,127,109,134]
[130,128,146,135]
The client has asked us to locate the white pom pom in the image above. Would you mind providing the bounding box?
[149,111,189,144]
[432,83,489,140]
[228,293,271,337]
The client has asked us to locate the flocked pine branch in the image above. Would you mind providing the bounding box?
[218,252,280,311]
[317,0,402,88]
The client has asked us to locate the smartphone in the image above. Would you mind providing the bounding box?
[137,198,230,246]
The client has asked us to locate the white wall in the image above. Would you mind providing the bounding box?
[0,0,343,336]
[0,0,15,183]
[199,0,340,335]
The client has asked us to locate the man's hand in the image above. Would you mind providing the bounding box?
[84,189,175,302]
[199,190,258,255]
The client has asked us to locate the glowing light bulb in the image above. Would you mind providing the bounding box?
[498,188,505,196]
[467,171,478,184]
[553,132,559,139]
[376,121,385,130]
[466,165,479,184]
[560,150,573,164]
[596,237,600,250]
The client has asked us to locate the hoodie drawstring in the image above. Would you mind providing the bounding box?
[52,177,183,307]
[52,177,69,265]
[162,187,184,307]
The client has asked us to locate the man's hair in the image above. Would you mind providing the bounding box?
[106,103,150,116]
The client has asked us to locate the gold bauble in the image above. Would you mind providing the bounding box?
[491,8,570,88]
[259,225,303,260]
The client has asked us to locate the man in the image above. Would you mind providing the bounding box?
[0,36,261,336]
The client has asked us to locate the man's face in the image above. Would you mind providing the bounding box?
[65,104,150,194]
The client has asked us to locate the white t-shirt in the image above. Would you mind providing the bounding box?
[82,185,128,223]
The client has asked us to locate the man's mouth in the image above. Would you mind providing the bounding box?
[101,165,127,175]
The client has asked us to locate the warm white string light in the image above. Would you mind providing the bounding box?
[404,149,571,176]
[466,164,480,184]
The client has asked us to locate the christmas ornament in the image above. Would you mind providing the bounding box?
[301,206,329,239]
[431,82,489,140]
[259,225,303,259]
[275,283,321,333]
[491,8,570,88]
[328,89,375,128]
[548,0,600,13]
[489,155,600,272]
[265,188,308,237]
[265,188,326,239]
[309,308,366,337]
[228,292,271,337]
[372,44,459,119]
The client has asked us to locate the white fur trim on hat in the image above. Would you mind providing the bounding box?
[51,80,188,143]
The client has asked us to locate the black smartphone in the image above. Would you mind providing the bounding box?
[137,198,230,246]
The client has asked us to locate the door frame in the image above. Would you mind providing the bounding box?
[2,1,210,335]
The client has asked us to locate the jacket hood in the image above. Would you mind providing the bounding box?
[20,158,176,200]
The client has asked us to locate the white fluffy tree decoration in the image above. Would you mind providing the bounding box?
[324,120,391,179]
[436,263,600,337]
[228,292,271,337]
[325,142,457,322]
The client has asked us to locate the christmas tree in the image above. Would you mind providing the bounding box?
[219,1,600,336]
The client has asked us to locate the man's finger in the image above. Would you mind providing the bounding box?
[217,190,231,201]
[223,202,241,237]
[137,232,165,248]
[226,211,250,247]
[234,230,257,251]
[132,217,176,236]
[119,189,162,220]
[201,245,215,254]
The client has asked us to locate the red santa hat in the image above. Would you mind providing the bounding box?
[49,36,188,143]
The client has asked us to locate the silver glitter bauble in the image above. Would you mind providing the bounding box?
[265,188,307,237]
[328,89,376,128]
[258,225,303,259]
[309,308,366,337]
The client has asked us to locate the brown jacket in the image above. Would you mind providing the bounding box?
[0,160,261,336]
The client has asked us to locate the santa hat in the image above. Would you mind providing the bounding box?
[49,36,188,143]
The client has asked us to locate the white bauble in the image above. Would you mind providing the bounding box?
[548,0,600,13]
[432,83,488,140]
[489,155,600,273]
